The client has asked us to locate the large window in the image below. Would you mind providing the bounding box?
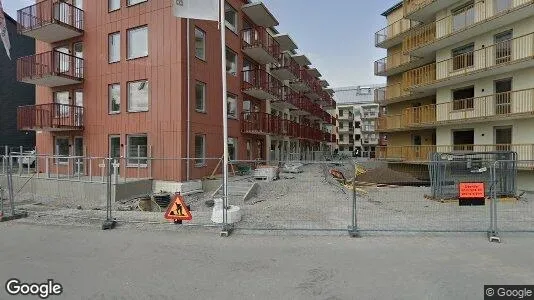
[127,134,148,166]
[195,135,206,166]
[128,80,149,112]
[195,27,206,60]
[227,93,237,119]
[226,48,237,75]
[55,137,69,164]
[109,83,120,114]
[452,2,475,32]
[195,81,206,112]
[452,43,474,71]
[109,0,120,11]
[452,86,475,110]
[228,138,237,161]
[225,3,238,32]
[127,26,148,59]
[54,91,70,117]
[128,0,147,6]
[108,32,120,63]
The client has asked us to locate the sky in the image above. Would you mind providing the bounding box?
[2,0,400,88]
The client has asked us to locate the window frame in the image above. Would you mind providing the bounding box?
[224,2,238,33]
[195,81,207,113]
[126,134,148,167]
[451,43,475,71]
[228,137,237,161]
[194,134,206,167]
[127,0,147,7]
[452,86,475,111]
[452,1,475,32]
[108,0,120,12]
[225,47,238,76]
[127,80,149,113]
[194,27,206,61]
[108,83,121,114]
[54,136,70,165]
[108,31,121,63]
[127,25,149,60]
[227,93,238,119]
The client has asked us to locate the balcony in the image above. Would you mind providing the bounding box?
[374,83,420,105]
[286,94,312,116]
[17,51,84,87]
[403,0,534,56]
[305,78,323,101]
[241,26,280,65]
[403,0,451,21]
[338,126,352,133]
[317,90,333,106]
[271,55,300,81]
[377,144,534,162]
[435,88,534,125]
[377,104,437,132]
[242,69,282,100]
[17,0,84,43]
[375,18,421,48]
[241,112,283,136]
[402,63,436,90]
[338,113,354,121]
[289,68,313,92]
[17,103,84,131]
[374,52,429,76]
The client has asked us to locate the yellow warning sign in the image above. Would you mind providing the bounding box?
[164,195,192,221]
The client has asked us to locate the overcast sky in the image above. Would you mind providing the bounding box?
[2,0,399,88]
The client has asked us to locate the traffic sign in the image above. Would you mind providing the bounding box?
[164,195,192,221]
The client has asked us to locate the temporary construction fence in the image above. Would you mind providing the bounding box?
[1,152,533,241]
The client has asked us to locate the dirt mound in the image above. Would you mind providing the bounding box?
[355,167,423,185]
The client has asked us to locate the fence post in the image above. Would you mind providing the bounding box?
[18,146,23,176]
[348,162,360,238]
[102,158,116,230]
[488,161,500,243]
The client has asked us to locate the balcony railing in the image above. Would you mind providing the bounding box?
[18,103,84,131]
[271,55,300,81]
[378,104,437,131]
[242,69,282,100]
[375,18,421,47]
[17,50,84,87]
[377,144,534,162]
[17,0,84,43]
[305,78,323,100]
[374,83,413,104]
[374,52,419,76]
[403,0,534,53]
[241,26,280,65]
[402,63,436,90]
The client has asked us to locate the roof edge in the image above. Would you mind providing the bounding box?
[381,1,403,17]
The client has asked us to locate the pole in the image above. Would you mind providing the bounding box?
[186,18,191,181]
[220,0,229,228]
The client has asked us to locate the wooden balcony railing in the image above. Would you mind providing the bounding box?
[17,50,84,82]
[374,52,418,75]
[403,0,436,16]
[375,18,421,46]
[435,32,534,81]
[17,0,84,34]
[402,63,436,89]
[378,104,437,131]
[377,144,534,162]
[242,69,283,100]
[241,26,280,64]
[403,0,534,53]
[17,103,84,131]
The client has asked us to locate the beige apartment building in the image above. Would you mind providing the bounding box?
[374,0,534,163]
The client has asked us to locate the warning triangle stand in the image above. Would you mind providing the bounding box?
[164,195,192,222]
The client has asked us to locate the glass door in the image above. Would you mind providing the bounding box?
[109,136,121,175]
[494,30,513,65]
[74,90,83,127]
[55,46,70,74]
[73,42,83,78]
[495,78,512,115]
[73,137,84,174]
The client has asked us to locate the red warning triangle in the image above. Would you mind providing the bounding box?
[164,195,192,221]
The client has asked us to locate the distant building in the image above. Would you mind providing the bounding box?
[333,85,383,158]
[0,12,35,153]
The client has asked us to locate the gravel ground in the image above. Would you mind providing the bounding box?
[4,159,534,234]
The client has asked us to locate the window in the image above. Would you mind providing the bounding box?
[128,0,147,6]
[109,0,120,11]
[452,43,474,71]
[495,30,513,64]
[227,93,237,118]
[55,137,69,164]
[339,110,344,117]
[452,86,475,110]
[194,27,206,60]
[108,32,120,63]
[494,0,512,14]
[127,135,148,166]
[452,2,475,32]
[127,26,148,59]
[243,100,251,113]
[246,141,251,160]
[195,81,206,112]
[128,80,149,112]
[54,91,70,117]
[195,135,206,166]
[225,3,238,32]
[228,138,237,161]
[226,48,237,75]
[109,83,120,114]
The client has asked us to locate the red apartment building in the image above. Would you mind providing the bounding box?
[15,0,336,183]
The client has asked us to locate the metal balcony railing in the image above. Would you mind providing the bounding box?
[242,69,282,100]
[18,103,84,131]
[241,26,280,64]
[17,50,84,84]
[375,18,421,47]
[374,52,419,76]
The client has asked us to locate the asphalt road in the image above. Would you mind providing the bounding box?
[0,223,533,300]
